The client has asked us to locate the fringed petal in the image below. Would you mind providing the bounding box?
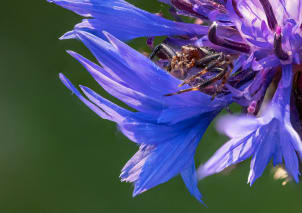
[181,161,204,204]
[48,0,208,40]
[199,65,302,184]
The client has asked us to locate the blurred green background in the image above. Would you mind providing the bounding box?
[1,0,302,212]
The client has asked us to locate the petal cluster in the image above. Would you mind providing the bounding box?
[199,65,302,184]
[59,29,232,202]
[48,0,302,204]
[226,0,302,66]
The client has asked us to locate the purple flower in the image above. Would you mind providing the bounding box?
[48,0,302,203]
[198,65,302,184]
[195,0,302,185]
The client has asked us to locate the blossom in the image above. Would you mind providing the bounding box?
[58,29,233,203]
[198,65,302,184]
[195,0,302,184]
[49,0,302,203]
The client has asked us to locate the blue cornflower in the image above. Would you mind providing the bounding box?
[58,30,232,203]
[49,0,302,203]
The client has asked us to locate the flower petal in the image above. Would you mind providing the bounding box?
[131,121,205,196]
[59,73,112,120]
[181,161,204,204]
[247,120,279,185]
[48,0,208,40]
[199,65,302,184]
[198,132,256,179]
[67,50,164,113]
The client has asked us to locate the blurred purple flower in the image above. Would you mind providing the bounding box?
[48,0,302,203]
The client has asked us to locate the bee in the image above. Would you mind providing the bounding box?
[150,43,234,98]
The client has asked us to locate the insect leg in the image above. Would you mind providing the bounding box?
[149,43,177,60]
[198,67,227,88]
[211,66,232,99]
[198,47,212,55]
[178,55,223,87]
[210,67,225,73]
[195,53,222,68]
[178,68,208,87]
[165,87,200,96]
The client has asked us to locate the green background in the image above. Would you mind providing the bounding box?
[1,0,301,212]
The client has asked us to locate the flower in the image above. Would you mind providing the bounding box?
[49,0,302,203]
[58,29,233,203]
[198,65,302,184]
[195,0,302,185]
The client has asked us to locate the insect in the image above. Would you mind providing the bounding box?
[150,43,234,98]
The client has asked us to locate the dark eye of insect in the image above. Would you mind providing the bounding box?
[150,43,236,99]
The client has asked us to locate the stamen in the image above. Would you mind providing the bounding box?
[274,27,289,61]
[146,37,154,49]
[171,0,227,19]
[169,7,183,22]
[231,0,243,18]
[171,0,206,19]
[208,22,250,53]
[259,0,278,31]
[247,101,257,115]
